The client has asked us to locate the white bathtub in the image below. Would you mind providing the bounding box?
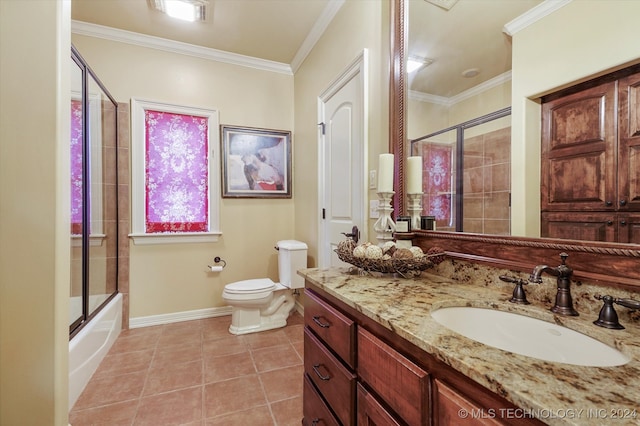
[68,293,122,411]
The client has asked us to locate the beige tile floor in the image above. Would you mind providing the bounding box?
[70,312,304,425]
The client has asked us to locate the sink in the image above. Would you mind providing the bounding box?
[431,307,630,367]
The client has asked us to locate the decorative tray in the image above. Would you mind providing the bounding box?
[334,243,445,277]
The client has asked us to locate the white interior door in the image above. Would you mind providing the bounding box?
[318,51,367,268]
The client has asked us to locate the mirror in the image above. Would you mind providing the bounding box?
[394,0,640,248]
[406,0,537,234]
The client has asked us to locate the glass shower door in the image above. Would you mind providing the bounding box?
[70,56,84,330]
[70,45,118,337]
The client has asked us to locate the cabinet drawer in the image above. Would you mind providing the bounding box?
[357,383,403,426]
[358,327,431,426]
[304,289,356,368]
[305,327,356,426]
[303,374,340,426]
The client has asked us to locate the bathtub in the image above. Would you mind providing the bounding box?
[68,293,122,411]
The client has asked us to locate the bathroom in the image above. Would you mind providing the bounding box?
[1,0,639,425]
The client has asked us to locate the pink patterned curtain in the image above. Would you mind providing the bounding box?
[71,99,84,234]
[421,143,453,226]
[145,110,209,233]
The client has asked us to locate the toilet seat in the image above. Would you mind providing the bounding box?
[224,278,276,295]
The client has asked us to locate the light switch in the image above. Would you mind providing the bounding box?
[369,200,380,218]
[369,170,377,189]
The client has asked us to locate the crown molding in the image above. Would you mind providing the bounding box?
[503,0,573,36]
[408,90,449,106]
[71,20,293,75]
[290,0,345,73]
[410,70,512,107]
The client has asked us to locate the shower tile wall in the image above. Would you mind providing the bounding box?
[463,127,511,235]
[118,103,131,329]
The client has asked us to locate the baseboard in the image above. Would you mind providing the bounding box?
[130,300,304,329]
[129,306,232,328]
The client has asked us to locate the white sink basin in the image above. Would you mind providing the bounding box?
[431,307,630,367]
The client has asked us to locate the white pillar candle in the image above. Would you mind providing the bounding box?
[407,156,423,194]
[377,153,394,192]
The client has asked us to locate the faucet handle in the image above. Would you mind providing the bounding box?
[593,295,625,329]
[613,297,640,310]
[500,275,530,305]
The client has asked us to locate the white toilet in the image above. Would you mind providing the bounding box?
[222,240,308,335]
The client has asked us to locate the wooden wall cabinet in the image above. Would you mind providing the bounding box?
[541,67,640,242]
[303,286,544,425]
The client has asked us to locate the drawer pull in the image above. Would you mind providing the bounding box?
[312,315,331,328]
[312,363,331,381]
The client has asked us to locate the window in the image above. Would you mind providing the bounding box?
[130,99,221,244]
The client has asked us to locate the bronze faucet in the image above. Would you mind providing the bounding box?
[529,253,579,316]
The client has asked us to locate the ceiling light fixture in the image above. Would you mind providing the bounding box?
[150,0,208,22]
[407,56,434,73]
[462,68,480,78]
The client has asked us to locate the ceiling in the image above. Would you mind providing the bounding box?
[72,0,542,98]
[408,0,542,98]
[71,0,332,65]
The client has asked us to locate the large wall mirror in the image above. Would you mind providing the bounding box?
[391,0,640,288]
[407,0,539,234]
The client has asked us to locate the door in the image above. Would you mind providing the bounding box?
[318,51,367,268]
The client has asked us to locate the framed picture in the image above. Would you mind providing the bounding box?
[221,125,292,198]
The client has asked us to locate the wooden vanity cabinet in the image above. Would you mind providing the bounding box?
[303,285,544,426]
[541,65,640,242]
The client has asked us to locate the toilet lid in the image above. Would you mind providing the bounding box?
[225,278,276,294]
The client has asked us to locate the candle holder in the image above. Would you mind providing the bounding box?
[407,193,423,231]
[373,191,396,245]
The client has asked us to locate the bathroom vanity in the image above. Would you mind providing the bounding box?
[300,267,640,426]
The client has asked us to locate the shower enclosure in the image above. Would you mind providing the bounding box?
[69,45,118,337]
[411,108,511,234]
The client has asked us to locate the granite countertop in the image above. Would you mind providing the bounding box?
[299,267,640,426]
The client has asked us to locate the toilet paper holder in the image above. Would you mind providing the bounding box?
[208,256,226,272]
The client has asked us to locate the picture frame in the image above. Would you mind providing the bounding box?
[221,125,292,198]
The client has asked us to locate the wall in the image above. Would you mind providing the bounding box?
[293,0,390,263]
[511,0,640,237]
[0,0,71,424]
[71,34,296,319]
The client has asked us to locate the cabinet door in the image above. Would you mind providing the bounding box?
[618,213,640,244]
[358,328,431,426]
[357,383,403,426]
[541,212,615,241]
[618,71,640,211]
[434,379,505,425]
[541,81,616,211]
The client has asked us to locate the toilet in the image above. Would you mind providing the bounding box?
[222,240,308,335]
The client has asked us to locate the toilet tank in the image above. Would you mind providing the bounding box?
[276,240,308,289]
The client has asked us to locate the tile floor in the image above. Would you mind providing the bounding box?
[70,312,305,425]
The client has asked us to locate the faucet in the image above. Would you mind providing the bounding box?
[529,253,579,316]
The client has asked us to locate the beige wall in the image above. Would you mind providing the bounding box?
[293,0,390,263]
[408,79,511,140]
[511,0,640,237]
[0,0,71,424]
[72,34,296,318]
